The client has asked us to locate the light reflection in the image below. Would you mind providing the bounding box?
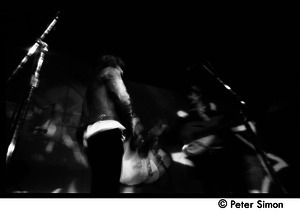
[6,142,16,163]
[62,131,89,168]
[45,141,55,153]
[176,110,188,118]
[224,84,231,90]
[74,149,89,168]
[63,133,74,148]
[171,151,195,167]
[46,122,57,136]
[27,43,39,55]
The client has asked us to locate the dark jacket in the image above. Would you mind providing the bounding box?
[78,67,133,140]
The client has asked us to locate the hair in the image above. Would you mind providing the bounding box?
[95,55,126,73]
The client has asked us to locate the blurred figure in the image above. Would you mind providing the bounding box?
[180,85,225,156]
[78,55,135,193]
[178,84,266,193]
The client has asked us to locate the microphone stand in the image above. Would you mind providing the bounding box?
[6,11,60,84]
[6,41,48,165]
[5,11,60,166]
[202,64,287,194]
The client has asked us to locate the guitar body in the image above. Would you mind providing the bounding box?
[120,121,172,186]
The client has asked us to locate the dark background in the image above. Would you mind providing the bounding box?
[4,2,299,108]
[3,2,300,194]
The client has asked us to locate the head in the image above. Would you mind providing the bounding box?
[187,85,218,112]
[95,54,126,74]
[187,86,202,103]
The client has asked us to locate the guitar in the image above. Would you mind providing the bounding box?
[120,119,172,186]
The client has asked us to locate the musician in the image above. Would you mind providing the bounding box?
[78,55,135,193]
[179,84,269,193]
[180,85,225,156]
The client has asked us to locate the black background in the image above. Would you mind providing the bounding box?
[4,2,298,110]
[2,2,300,195]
